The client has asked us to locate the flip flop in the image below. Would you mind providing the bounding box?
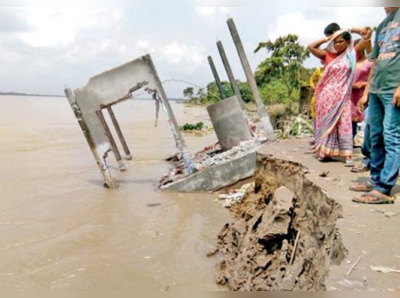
[352,193,395,205]
[349,182,374,193]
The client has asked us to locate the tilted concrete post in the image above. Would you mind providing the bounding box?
[217,41,246,110]
[144,56,196,174]
[96,110,127,172]
[208,56,226,100]
[227,18,276,141]
[64,88,118,189]
[107,106,132,160]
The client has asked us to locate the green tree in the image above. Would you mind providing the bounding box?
[259,79,289,105]
[206,81,233,101]
[238,81,253,103]
[206,81,253,103]
[255,34,310,100]
[183,87,194,99]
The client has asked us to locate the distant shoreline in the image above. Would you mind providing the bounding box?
[0,93,187,102]
[0,92,65,98]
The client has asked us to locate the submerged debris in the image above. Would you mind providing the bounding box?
[218,183,255,208]
[215,155,347,291]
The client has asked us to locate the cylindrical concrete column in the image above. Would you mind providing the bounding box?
[207,96,252,151]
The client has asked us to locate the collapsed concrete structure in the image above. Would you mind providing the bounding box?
[162,18,278,193]
[215,154,347,291]
[65,18,275,192]
[65,54,194,188]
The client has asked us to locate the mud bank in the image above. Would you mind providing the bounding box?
[216,154,347,291]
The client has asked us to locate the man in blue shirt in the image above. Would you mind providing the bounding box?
[352,7,400,204]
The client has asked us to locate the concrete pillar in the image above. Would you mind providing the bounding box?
[144,55,196,174]
[107,106,132,160]
[208,56,226,100]
[207,96,252,151]
[96,110,127,172]
[217,41,246,110]
[227,18,276,141]
[64,88,118,189]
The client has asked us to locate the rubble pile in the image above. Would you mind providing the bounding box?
[215,155,347,291]
[160,138,266,188]
[218,183,254,208]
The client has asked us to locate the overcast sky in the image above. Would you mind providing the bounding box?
[0,7,387,97]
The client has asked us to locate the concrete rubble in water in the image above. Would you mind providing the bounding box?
[218,183,254,208]
[159,137,266,189]
[215,154,347,291]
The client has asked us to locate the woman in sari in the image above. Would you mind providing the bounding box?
[309,30,370,166]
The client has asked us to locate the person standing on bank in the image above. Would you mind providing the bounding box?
[308,28,373,166]
[352,7,400,205]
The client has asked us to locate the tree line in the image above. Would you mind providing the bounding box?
[183,34,312,106]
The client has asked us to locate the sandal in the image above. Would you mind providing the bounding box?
[349,182,374,193]
[351,163,370,173]
[352,193,395,205]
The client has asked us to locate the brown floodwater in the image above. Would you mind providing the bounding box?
[0,96,230,291]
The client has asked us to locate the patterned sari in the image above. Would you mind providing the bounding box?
[314,34,357,157]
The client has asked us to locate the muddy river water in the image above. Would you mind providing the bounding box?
[0,96,230,290]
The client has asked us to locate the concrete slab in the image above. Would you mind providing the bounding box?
[161,152,257,193]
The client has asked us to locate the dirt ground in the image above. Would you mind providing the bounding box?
[255,138,400,291]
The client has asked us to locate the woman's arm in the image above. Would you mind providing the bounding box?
[353,27,373,54]
[308,37,330,60]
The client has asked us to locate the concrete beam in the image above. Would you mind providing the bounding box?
[227,18,276,141]
[96,110,127,172]
[208,56,226,100]
[64,88,118,189]
[107,106,132,160]
[145,57,196,175]
[217,41,245,110]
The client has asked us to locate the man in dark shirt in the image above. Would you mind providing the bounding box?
[353,7,400,204]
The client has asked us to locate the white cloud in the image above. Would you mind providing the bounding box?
[18,8,125,48]
[269,8,385,46]
[137,40,150,49]
[269,11,326,43]
[158,41,207,67]
[195,7,231,17]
